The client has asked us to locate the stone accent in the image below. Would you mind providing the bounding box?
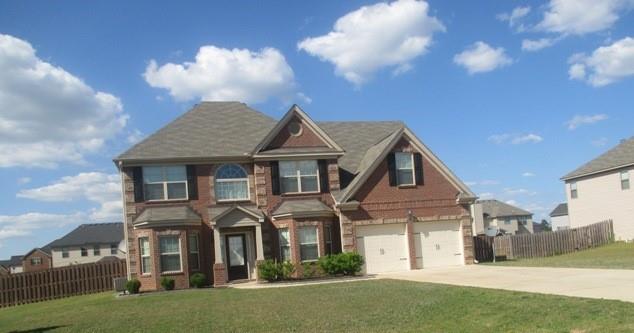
[213,263,227,287]
[461,216,474,264]
[327,159,340,191]
[254,162,268,209]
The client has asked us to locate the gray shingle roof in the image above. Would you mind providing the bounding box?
[134,206,201,225]
[116,102,276,161]
[550,203,568,217]
[48,223,124,248]
[562,137,634,180]
[273,199,333,216]
[0,255,23,267]
[209,205,264,221]
[478,200,532,218]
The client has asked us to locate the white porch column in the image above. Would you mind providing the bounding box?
[213,228,223,264]
[255,223,264,260]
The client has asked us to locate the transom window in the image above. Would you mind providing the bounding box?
[188,234,200,271]
[139,237,151,275]
[570,182,578,199]
[395,152,415,186]
[159,236,182,273]
[279,160,319,194]
[143,166,188,201]
[279,228,291,262]
[215,164,249,201]
[621,171,630,190]
[299,227,319,262]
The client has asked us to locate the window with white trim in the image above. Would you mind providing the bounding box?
[30,257,42,265]
[143,166,188,201]
[93,245,100,256]
[159,236,182,273]
[215,164,249,201]
[279,228,291,262]
[81,247,88,257]
[139,237,151,275]
[395,152,415,186]
[62,248,69,258]
[504,218,511,225]
[279,160,319,194]
[188,234,200,271]
[110,244,118,255]
[621,171,630,190]
[570,182,578,199]
[518,217,528,226]
[299,227,319,262]
[324,225,333,256]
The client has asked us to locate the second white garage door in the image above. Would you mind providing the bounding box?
[356,223,409,274]
[414,221,463,268]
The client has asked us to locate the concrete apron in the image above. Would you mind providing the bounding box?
[379,265,634,303]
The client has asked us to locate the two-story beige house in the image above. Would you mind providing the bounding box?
[562,137,633,241]
[471,199,533,235]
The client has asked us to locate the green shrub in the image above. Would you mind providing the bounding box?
[280,260,296,280]
[160,277,175,290]
[302,262,322,279]
[125,279,141,294]
[318,253,364,276]
[257,259,296,282]
[189,273,206,288]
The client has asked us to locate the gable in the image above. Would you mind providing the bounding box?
[216,209,260,228]
[265,114,329,150]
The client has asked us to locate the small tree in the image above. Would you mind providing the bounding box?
[541,219,552,232]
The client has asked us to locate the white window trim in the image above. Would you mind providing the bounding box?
[188,234,200,271]
[570,182,578,199]
[31,257,42,265]
[395,152,415,186]
[143,166,189,202]
[61,248,69,258]
[621,171,630,190]
[159,236,183,274]
[299,226,320,263]
[110,243,118,255]
[93,245,101,256]
[279,160,320,194]
[279,228,292,262]
[139,237,151,275]
[215,164,251,202]
[81,247,88,257]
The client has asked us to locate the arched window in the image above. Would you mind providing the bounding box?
[215,164,249,201]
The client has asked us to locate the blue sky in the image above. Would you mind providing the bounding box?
[0,0,633,258]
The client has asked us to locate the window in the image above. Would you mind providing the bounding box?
[621,171,630,190]
[279,228,291,262]
[159,236,182,273]
[518,217,528,226]
[139,237,151,275]
[279,160,319,193]
[570,182,578,199]
[299,227,319,262]
[30,257,42,265]
[188,234,200,271]
[62,248,69,258]
[81,247,88,257]
[110,244,118,255]
[215,164,249,201]
[324,225,333,256]
[93,245,100,256]
[504,218,511,225]
[143,166,188,201]
[395,152,415,186]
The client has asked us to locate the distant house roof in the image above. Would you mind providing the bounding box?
[550,203,568,217]
[562,137,634,180]
[478,199,532,218]
[0,255,23,268]
[48,223,124,248]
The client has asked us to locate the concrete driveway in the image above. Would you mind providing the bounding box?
[380,265,634,303]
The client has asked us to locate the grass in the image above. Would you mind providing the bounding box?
[487,241,634,269]
[1,280,634,333]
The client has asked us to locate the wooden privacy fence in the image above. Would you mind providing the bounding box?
[0,259,126,308]
[474,220,614,262]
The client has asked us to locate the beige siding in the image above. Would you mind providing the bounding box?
[566,168,634,241]
[551,215,570,231]
[52,241,126,267]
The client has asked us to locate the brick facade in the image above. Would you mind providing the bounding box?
[21,249,52,273]
[265,115,329,149]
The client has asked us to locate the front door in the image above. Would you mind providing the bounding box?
[225,234,248,280]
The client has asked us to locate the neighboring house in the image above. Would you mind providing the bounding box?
[114,102,476,290]
[21,247,52,273]
[47,223,126,267]
[562,137,634,241]
[549,203,570,231]
[0,255,23,274]
[472,200,533,235]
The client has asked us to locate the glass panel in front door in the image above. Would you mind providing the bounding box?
[228,235,245,267]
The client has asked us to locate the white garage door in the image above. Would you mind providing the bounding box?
[414,221,463,268]
[356,224,409,274]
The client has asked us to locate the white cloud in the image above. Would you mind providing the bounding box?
[522,38,556,52]
[505,199,518,206]
[0,34,128,168]
[592,137,609,147]
[17,177,31,185]
[568,37,634,86]
[144,46,299,104]
[466,180,500,186]
[566,114,608,130]
[504,188,537,196]
[127,129,144,144]
[0,212,84,244]
[497,6,531,31]
[453,42,512,74]
[536,0,634,35]
[522,172,536,177]
[17,172,122,221]
[297,0,445,85]
[479,192,494,199]
[488,133,543,144]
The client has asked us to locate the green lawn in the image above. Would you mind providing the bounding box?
[1,280,634,333]
[487,241,634,269]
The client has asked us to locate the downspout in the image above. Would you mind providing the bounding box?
[118,161,132,280]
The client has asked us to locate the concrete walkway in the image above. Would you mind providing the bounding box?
[380,265,634,303]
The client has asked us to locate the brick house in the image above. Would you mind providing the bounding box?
[114,102,476,290]
[21,248,52,273]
